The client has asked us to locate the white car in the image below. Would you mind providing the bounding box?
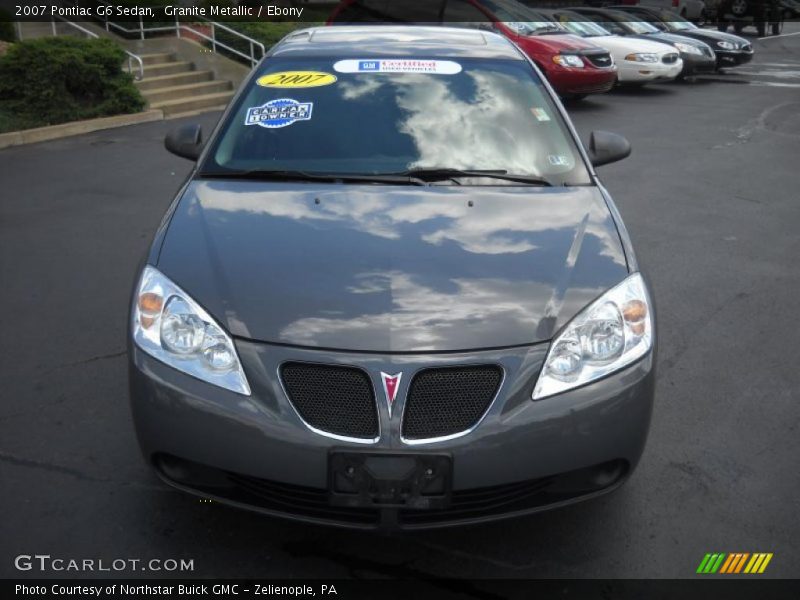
[553,18,683,84]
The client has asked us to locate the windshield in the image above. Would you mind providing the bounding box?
[202,57,591,185]
[476,0,563,34]
[664,13,696,31]
[559,18,611,37]
[621,18,662,34]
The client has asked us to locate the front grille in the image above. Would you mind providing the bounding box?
[585,52,613,68]
[400,476,554,525]
[570,81,615,95]
[401,366,502,440]
[228,472,379,525]
[662,53,679,64]
[280,362,378,440]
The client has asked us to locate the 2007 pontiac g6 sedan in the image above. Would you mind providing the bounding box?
[129,25,656,530]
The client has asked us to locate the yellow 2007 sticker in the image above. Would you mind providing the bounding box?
[256,71,337,88]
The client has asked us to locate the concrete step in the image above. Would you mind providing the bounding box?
[142,61,194,77]
[135,70,213,92]
[141,80,233,104]
[150,91,235,116]
[139,52,176,66]
[17,22,58,39]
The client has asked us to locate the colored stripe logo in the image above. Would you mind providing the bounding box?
[696,553,773,574]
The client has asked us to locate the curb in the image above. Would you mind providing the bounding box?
[0,110,165,150]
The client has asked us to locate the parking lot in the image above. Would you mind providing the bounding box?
[1,24,799,581]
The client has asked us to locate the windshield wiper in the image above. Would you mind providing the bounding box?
[201,169,428,186]
[532,26,565,35]
[397,168,553,186]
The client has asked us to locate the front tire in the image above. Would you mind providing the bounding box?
[756,20,766,36]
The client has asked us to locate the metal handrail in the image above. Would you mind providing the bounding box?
[88,0,265,67]
[49,16,145,80]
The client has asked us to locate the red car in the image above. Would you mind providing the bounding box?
[327,0,618,99]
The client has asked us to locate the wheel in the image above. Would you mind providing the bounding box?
[756,20,766,36]
[734,22,744,33]
[717,20,728,32]
[772,20,783,35]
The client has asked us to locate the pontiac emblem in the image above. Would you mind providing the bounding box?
[380,372,402,417]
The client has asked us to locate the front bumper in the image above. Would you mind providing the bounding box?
[716,49,754,67]
[543,66,617,97]
[618,59,683,83]
[680,53,718,76]
[129,339,655,530]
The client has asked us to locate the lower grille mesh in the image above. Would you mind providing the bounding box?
[280,362,378,439]
[402,366,503,440]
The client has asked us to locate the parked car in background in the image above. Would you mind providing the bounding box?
[636,0,707,20]
[779,0,800,18]
[537,9,685,84]
[610,6,754,67]
[328,0,618,99]
[716,0,784,35]
[570,7,718,77]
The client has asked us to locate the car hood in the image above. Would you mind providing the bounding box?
[517,33,603,54]
[156,181,629,352]
[633,31,707,49]
[674,28,750,46]
[590,35,677,56]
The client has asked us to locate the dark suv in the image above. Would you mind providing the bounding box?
[717,0,784,36]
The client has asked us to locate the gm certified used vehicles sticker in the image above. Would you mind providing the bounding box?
[256,71,338,88]
[245,99,313,129]
[333,59,462,74]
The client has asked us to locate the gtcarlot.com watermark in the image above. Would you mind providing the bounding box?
[14,554,194,573]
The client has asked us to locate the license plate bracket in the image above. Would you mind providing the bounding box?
[329,451,452,509]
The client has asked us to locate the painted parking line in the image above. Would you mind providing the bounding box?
[758,31,800,40]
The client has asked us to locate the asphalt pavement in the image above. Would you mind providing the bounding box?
[1,25,799,581]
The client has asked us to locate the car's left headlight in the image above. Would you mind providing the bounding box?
[674,42,704,55]
[553,53,585,68]
[533,273,653,400]
[624,53,659,63]
[717,41,736,50]
[132,265,251,395]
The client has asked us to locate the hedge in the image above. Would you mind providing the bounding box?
[0,37,145,132]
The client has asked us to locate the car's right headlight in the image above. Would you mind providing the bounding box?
[624,53,659,63]
[717,41,736,50]
[553,53,585,68]
[132,265,251,395]
[674,42,704,55]
[533,273,653,400]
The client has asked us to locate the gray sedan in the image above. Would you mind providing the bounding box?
[128,25,656,530]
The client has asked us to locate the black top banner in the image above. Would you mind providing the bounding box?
[2,0,798,24]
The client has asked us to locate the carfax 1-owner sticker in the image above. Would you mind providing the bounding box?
[245,99,313,129]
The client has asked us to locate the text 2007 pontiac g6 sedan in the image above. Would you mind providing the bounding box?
[129,26,656,530]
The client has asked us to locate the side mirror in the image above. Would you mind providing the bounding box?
[588,130,631,167]
[165,124,203,161]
